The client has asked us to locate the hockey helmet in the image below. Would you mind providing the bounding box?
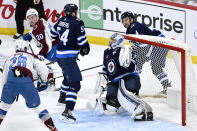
[121,11,134,20]
[15,40,30,52]
[26,8,39,18]
[109,33,124,49]
[64,3,78,16]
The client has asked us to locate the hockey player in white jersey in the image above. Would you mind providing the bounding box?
[0,40,57,131]
[94,33,153,121]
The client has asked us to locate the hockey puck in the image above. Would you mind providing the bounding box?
[56,13,60,18]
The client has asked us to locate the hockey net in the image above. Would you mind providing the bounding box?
[123,34,197,126]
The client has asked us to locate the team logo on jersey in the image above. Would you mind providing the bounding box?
[107,59,116,75]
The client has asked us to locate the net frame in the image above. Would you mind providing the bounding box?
[123,34,190,126]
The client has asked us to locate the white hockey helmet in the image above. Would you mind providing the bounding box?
[15,40,30,52]
[26,8,39,18]
[109,33,124,49]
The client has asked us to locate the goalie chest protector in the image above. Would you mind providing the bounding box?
[103,48,136,81]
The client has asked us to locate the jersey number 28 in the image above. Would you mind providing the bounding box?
[10,56,27,69]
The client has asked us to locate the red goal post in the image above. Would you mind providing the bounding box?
[123,34,191,126]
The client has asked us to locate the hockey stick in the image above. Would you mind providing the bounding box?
[29,44,35,54]
[53,64,103,91]
[46,61,56,65]
[54,64,103,80]
[86,99,98,114]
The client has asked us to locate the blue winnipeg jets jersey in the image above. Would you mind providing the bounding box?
[126,21,163,36]
[103,47,138,82]
[51,16,89,58]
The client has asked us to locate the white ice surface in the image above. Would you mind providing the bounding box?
[0,35,196,131]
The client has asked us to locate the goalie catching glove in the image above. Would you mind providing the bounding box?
[119,46,132,68]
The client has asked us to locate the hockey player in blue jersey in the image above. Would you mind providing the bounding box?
[50,3,90,123]
[0,40,57,131]
[95,33,153,121]
[121,11,171,95]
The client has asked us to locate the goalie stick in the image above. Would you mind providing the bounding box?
[86,99,98,114]
[54,64,103,80]
[54,64,103,91]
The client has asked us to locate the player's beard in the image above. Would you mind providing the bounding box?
[123,23,130,29]
[30,22,36,28]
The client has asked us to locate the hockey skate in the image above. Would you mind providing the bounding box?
[158,82,172,97]
[59,108,76,123]
[48,78,56,89]
[57,93,66,105]
[13,33,23,40]
[44,118,58,131]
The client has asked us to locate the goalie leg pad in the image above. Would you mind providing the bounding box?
[118,79,153,120]
[94,72,108,94]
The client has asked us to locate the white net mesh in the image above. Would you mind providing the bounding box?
[123,34,197,125]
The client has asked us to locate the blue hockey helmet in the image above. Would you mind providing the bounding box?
[121,11,134,20]
[64,3,78,16]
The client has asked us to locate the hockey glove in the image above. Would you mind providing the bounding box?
[37,81,48,92]
[23,33,32,42]
[80,44,90,56]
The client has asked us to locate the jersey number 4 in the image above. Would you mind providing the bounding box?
[60,29,70,46]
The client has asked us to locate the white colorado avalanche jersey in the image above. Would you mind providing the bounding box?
[1,52,48,89]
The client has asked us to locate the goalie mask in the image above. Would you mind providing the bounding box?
[109,33,124,49]
[15,40,30,52]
